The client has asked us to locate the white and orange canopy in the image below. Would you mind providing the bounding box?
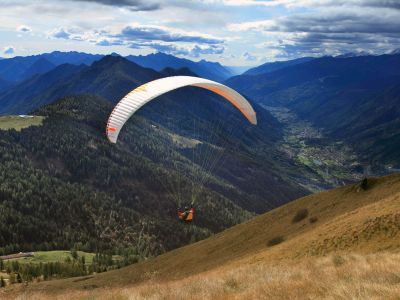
[106,76,257,143]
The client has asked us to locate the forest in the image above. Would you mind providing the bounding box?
[0,93,306,259]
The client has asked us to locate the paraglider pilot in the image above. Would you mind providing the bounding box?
[177,206,194,222]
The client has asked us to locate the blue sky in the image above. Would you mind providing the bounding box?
[1,0,400,66]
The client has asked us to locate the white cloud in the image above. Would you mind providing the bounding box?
[46,24,225,57]
[69,0,161,11]
[116,25,223,44]
[228,5,400,58]
[222,0,400,8]
[242,51,257,61]
[2,0,400,63]
[17,25,32,32]
[3,46,15,55]
[49,28,71,39]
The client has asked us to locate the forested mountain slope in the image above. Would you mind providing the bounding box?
[0,63,86,114]
[0,56,160,114]
[0,92,307,256]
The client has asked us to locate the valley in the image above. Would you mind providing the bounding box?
[262,105,363,191]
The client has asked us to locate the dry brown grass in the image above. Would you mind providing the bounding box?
[3,173,400,298]
[8,252,400,300]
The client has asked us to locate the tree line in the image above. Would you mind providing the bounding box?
[0,248,142,287]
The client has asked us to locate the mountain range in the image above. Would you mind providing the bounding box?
[126,52,234,81]
[0,51,234,85]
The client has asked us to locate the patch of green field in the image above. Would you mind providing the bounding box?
[9,251,124,266]
[10,251,95,265]
[169,132,202,148]
[0,115,45,131]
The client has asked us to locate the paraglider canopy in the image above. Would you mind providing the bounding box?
[106,76,257,143]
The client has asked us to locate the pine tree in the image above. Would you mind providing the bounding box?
[0,276,5,288]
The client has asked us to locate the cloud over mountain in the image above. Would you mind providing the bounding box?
[48,24,225,58]
[3,0,400,64]
[70,0,160,11]
[228,2,400,57]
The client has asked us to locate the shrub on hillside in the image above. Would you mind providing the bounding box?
[309,216,318,223]
[292,208,309,223]
[332,255,346,267]
[224,277,240,290]
[267,236,285,247]
[360,178,369,190]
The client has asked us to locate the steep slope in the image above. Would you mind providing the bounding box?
[197,59,233,80]
[0,56,160,114]
[0,52,101,83]
[329,84,400,166]
[0,55,40,83]
[126,52,233,81]
[0,77,11,93]
[244,57,314,76]
[0,94,246,256]
[0,92,308,257]
[0,63,87,114]
[11,173,399,295]
[20,57,56,80]
[39,55,161,104]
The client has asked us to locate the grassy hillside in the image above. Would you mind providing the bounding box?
[6,173,399,298]
[15,253,399,299]
[6,251,95,265]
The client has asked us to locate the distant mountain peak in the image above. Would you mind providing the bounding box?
[92,54,129,66]
[21,57,55,80]
[126,52,233,81]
